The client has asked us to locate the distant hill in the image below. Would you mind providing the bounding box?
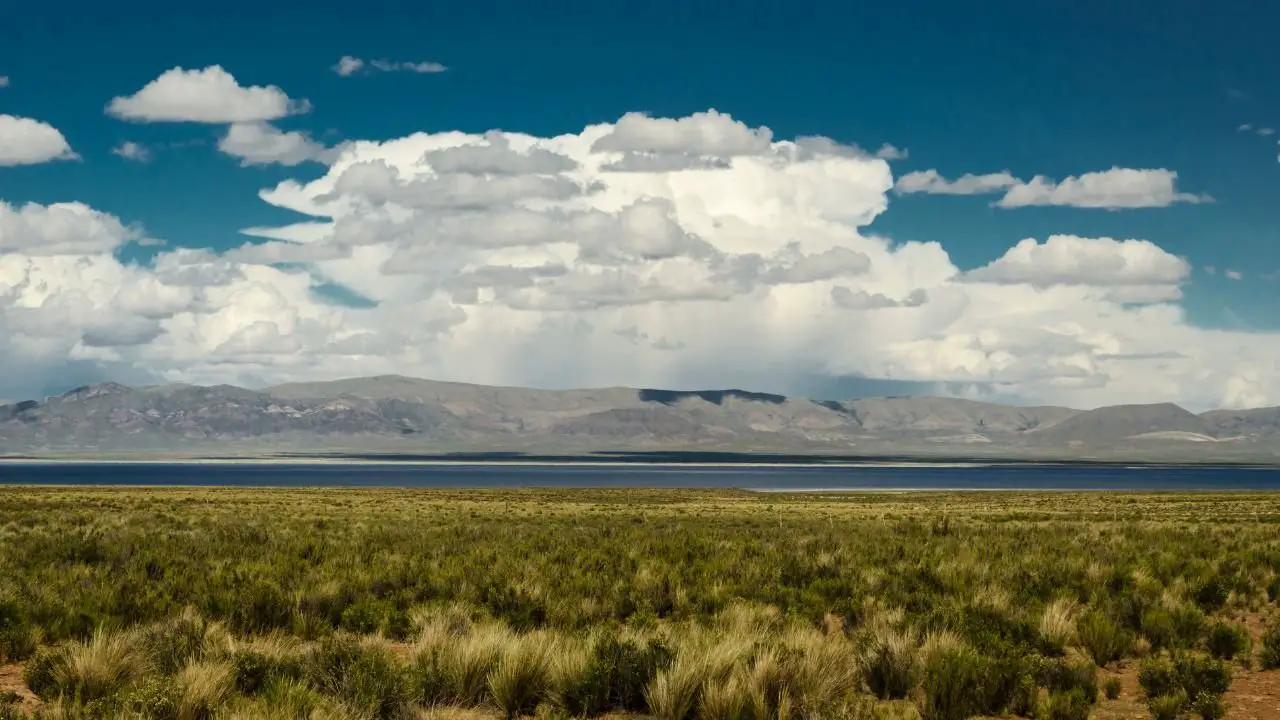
[1200,407,1280,440]
[1,375,1277,462]
[1023,403,1216,445]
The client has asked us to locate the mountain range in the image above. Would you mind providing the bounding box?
[1,375,1278,462]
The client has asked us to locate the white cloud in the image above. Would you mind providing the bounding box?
[5,109,1280,411]
[997,168,1210,209]
[895,170,1018,195]
[966,235,1190,288]
[333,56,365,77]
[0,115,78,166]
[107,66,309,123]
[333,56,448,76]
[0,76,9,88]
[591,110,773,157]
[111,141,152,163]
[0,201,141,255]
[217,122,332,167]
[895,167,1208,210]
[372,59,447,73]
[874,143,908,160]
[1259,128,1275,137]
[1225,269,1243,280]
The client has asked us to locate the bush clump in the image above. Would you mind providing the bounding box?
[1205,621,1251,661]
[1076,610,1128,666]
[1139,653,1232,720]
[1042,688,1091,720]
[304,633,411,720]
[862,626,920,701]
[1260,622,1280,670]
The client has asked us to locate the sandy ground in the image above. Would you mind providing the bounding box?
[0,663,38,714]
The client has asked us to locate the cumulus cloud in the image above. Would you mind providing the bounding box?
[4,109,1280,410]
[966,235,1190,288]
[333,56,447,76]
[332,56,364,77]
[217,122,333,167]
[0,115,78,166]
[591,110,773,158]
[832,287,928,310]
[1225,269,1243,280]
[111,141,152,163]
[997,168,1210,209]
[107,66,309,123]
[0,201,141,255]
[0,76,8,88]
[874,143,908,160]
[895,170,1018,195]
[896,167,1208,209]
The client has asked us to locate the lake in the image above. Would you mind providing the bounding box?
[1,461,1280,490]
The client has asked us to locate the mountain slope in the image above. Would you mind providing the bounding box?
[0,376,1275,459]
[1024,403,1214,445]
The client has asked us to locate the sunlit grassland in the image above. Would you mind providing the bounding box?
[1,488,1279,719]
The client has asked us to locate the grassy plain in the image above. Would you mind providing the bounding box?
[1,488,1279,719]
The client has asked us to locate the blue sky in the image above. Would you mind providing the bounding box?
[1,0,1279,406]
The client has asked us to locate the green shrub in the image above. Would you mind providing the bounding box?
[1139,654,1232,714]
[1104,677,1122,700]
[258,677,330,718]
[231,644,303,696]
[117,676,180,719]
[1190,691,1227,720]
[1138,657,1180,700]
[23,645,64,699]
[863,627,920,701]
[1041,689,1091,720]
[1260,623,1280,670]
[1077,610,1128,666]
[592,632,672,711]
[1194,577,1229,613]
[1041,656,1097,704]
[551,639,613,717]
[0,596,37,663]
[1171,605,1208,647]
[139,608,221,675]
[1142,609,1177,651]
[304,633,411,720]
[919,641,985,720]
[228,580,293,635]
[1147,691,1188,720]
[1205,621,1250,661]
[1174,655,1231,700]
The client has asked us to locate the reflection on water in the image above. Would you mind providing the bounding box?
[1,461,1279,490]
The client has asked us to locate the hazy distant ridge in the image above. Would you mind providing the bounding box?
[1,375,1278,460]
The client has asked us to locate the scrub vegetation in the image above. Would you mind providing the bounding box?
[1,487,1279,719]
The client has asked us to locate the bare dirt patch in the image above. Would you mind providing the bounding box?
[1094,657,1280,720]
[0,663,38,714]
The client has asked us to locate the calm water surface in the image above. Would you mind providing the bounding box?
[1,462,1279,490]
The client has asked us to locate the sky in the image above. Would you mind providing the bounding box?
[1,0,1279,410]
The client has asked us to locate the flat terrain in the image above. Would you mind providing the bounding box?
[1,488,1278,718]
